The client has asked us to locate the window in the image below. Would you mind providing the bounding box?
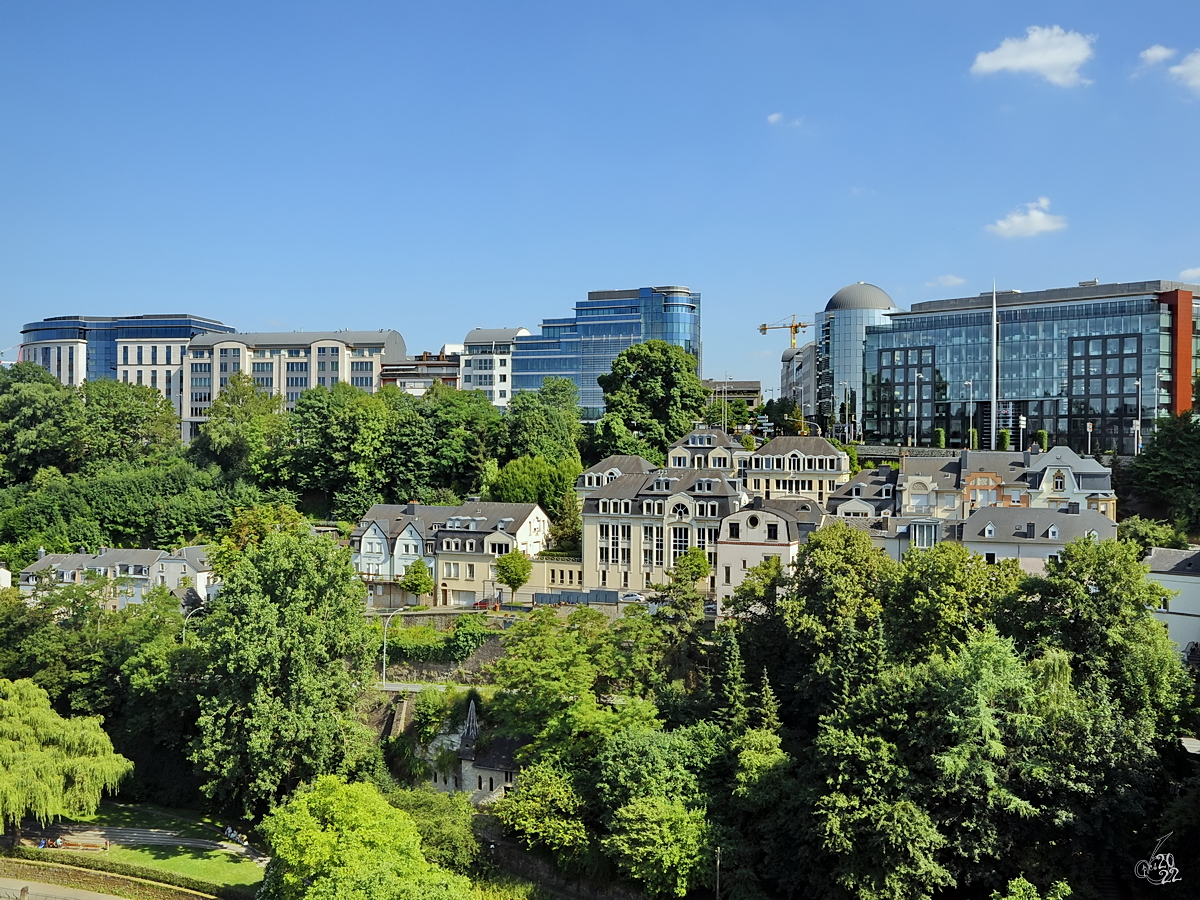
[1053,473,1065,491]
[851,485,862,497]
[728,521,740,539]
[766,523,778,541]
[723,566,731,584]
[1048,525,1059,540]
[671,526,689,562]
[672,503,689,519]
[466,540,475,552]
[984,523,995,538]
[467,564,475,579]
[912,522,938,548]
[490,542,508,554]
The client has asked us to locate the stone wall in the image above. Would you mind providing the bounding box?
[386,634,505,683]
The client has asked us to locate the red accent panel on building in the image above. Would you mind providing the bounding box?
[1161,290,1194,415]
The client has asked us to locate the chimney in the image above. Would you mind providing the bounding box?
[37,546,45,559]
[1067,502,1079,515]
[1026,522,1036,539]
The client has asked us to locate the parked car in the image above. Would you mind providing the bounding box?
[620,592,646,602]
[472,599,493,609]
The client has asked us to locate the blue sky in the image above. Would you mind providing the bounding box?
[2,1,1199,393]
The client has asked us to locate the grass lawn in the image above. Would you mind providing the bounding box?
[61,845,264,888]
[69,801,232,841]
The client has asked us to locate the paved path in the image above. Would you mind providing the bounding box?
[379,681,450,691]
[31,825,268,864]
[0,877,127,900]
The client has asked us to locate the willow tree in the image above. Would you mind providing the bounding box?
[0,678,132,845]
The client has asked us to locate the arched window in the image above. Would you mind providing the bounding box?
[672,503,689,519]
[1053,473,1065,491]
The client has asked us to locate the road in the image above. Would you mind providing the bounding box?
[0,877,129,900]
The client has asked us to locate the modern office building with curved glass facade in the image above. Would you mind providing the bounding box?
[512,286,701,420]
[862,280,1199,454]
[19,313,235,397]
[816,282,899,439]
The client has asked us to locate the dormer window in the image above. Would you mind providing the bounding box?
[984,523,995,538]
[882,485,893,498]
[851,485,862,497]
[1048,525,1059,540]
[1086,529,1097,541]
[466,540,475,552]
[600,500,609,514]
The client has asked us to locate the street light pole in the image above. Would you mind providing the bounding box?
[964,381,974,449]
[1134,378,1142,455]
[380,610,403,684]
[912,373,924,446]
[181,605,205,643]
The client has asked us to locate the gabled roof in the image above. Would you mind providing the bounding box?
[962,507,1116,543]
[754,436,844,457]
[22,548,166,575]
[1025,447,1108,475]
[1145,547,1200,576]
[357,504,460,540]
[668,428,746,451]
[437,502,543,535]
[586,469,741,503]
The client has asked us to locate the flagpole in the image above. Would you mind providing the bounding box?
[990,281,998,450]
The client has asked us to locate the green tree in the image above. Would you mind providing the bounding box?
[385,785,480,874]
[505,378,583,465]
[494,548,533,598]
[0,371,85,484]
[548,487,582,552]
[1035,429,1049,451]
[492,758,591,861]
[0,678,132,844]
[79,379,180,464]
[602,795,709,898]
[998,428,1011,451]
[596,340,709,456]
[487,456,581,519]
[590,415,664,466]
[258,774,472,900]
[1117,514,1189,553]
[418,384,503,496]
[1130,412,1200,531]
[190,371,288,481]
[398,558,435,602]
[191,528,377,819]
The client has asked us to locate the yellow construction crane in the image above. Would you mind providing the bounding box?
[758,315,812,348]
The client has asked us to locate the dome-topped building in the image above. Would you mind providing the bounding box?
[825,282,897,312]
[816,282,901,440]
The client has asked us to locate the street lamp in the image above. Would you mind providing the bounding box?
[912,373,924,446]
[839,382,848,442]
[181,604,205,643]
[1134,378,1142,455]
[380,609,404,684]
[964,381,974,448]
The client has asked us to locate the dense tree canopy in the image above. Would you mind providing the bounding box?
[191,527,379,819]
[0,677,132,842]
[595,341,709,459]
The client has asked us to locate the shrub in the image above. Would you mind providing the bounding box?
[933,428,946,449]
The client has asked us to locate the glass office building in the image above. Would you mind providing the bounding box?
[513,286,701,420]
[817,283,899,438]
[21,314,234,385]
[862,280,1199,454]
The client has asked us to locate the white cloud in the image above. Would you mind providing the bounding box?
[766,112,783,124]
[1138,44,1176,68]
[1169,51,1200,95]
[971,25,1095,87]
[925,275,966,288]
[1181,267,1200,281]
[986,197,1068,238]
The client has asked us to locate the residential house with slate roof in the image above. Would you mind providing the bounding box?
[827,467,899,518]
[350,503,457,608]
[432,502,551,606]
[665,427,754,486]
[1144,548,1200,658]
[896,456,962,518]
[960,507,1115,566]
[716,498,823,605]
[745,436,851,504]
[577,454,658,501]
[19,547,215,610]
[582,467,744,597]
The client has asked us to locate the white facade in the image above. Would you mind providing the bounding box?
[459,328,530,409]
[183,329,407,441]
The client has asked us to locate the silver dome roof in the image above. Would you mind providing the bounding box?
[825,282,896,312]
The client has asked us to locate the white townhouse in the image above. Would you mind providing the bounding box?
[716,498,823,606]
[745,436,851,504]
